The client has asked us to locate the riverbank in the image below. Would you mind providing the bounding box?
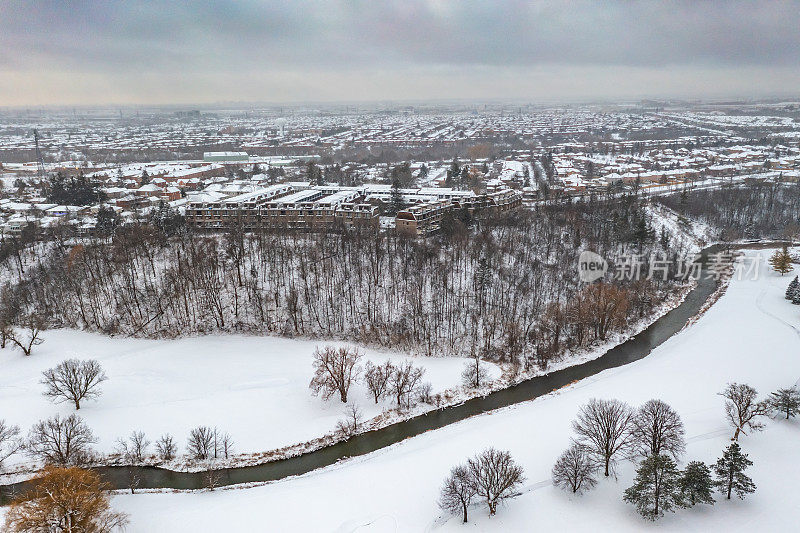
[0,270,695,485]
[1,242,730,500]
[104,247,800,532]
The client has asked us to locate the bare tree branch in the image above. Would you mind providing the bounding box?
[719,383,770,440]
[572,398,635,477]
[41,359,107,410]
[309,346,362,403]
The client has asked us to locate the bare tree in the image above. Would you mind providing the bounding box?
[0,323,13,349]
[719,383,770,440]
[572,398,634,477]
[0,420,22,470]
[461,355,489,389]
[439,464,477,523]
[417,382,433,404]
[631,399,686,459]
[389,361,425,408]
[219,432,234,459]
[7,190,681,367]
[26,414,96,465]
[202,466,223,491]
[187,426,215,460]
[335,403,364,438]
[468,448,525,516]
[0,288,16,350]
[552,443,598,494]
[116,430,150,463]
[125,466,141,495]
[9,315,44,356]
[363,360,393,403]
[206,428,233,459]
[309,346,362,403]
[130,430,149,461]
[155,434,177,461]
[41,359,107,410]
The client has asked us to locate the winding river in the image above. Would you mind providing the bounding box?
[2,242,773,502]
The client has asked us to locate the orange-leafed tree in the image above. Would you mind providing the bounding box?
[4,466,128,532]
[580,282,631,341]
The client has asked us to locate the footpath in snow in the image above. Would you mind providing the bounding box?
[103,250,800,532]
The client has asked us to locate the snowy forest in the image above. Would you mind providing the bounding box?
[657,182,800,241]
[0,196,687,367]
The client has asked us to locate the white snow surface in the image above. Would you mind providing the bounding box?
[0,333,499,463]
[98,250,800,532]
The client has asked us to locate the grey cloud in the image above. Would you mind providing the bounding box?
[1,0,799,104]
[4,1,800,69]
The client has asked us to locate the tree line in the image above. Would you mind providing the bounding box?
[1,196,685,367]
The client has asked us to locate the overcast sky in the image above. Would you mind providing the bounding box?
[2,0,799,106]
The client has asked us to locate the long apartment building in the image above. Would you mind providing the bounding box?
[186,183,521,235]
[395,189,521,236]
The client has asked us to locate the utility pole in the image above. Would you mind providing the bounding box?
[33,129,46,180]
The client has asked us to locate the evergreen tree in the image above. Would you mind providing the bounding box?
[449,158,460,180]
[47,173,105,206]
[95,206,120,237]
[785,276,799,300]
[140,169,151,185]
[540,182,550,200]
[444,171,454,188]
[148,200,185,237]
[678,461,715,507]
[267,166,285,182]
[768,386,800,420]
[792,288,800,306]
[623,454,682,520]
[459,166,470,189]
[632,216,654,252]
[769,246,793,275]
[390,161,414,188]
[713,443,756,500]
[660,226,670,251]
[455,207,473,228]
[388,178,404,216]
[306,161,323,185]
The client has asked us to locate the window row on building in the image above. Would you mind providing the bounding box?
[186,184,521,236]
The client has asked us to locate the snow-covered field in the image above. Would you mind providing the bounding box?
[0,332,499,466]
[103,250,800,531]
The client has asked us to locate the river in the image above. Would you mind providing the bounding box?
[2,242,775,501]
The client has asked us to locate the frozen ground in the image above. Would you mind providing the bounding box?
[101,250,800,531]
[0,332,499,466]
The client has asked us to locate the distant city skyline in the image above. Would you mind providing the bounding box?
[2,0,799,106]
